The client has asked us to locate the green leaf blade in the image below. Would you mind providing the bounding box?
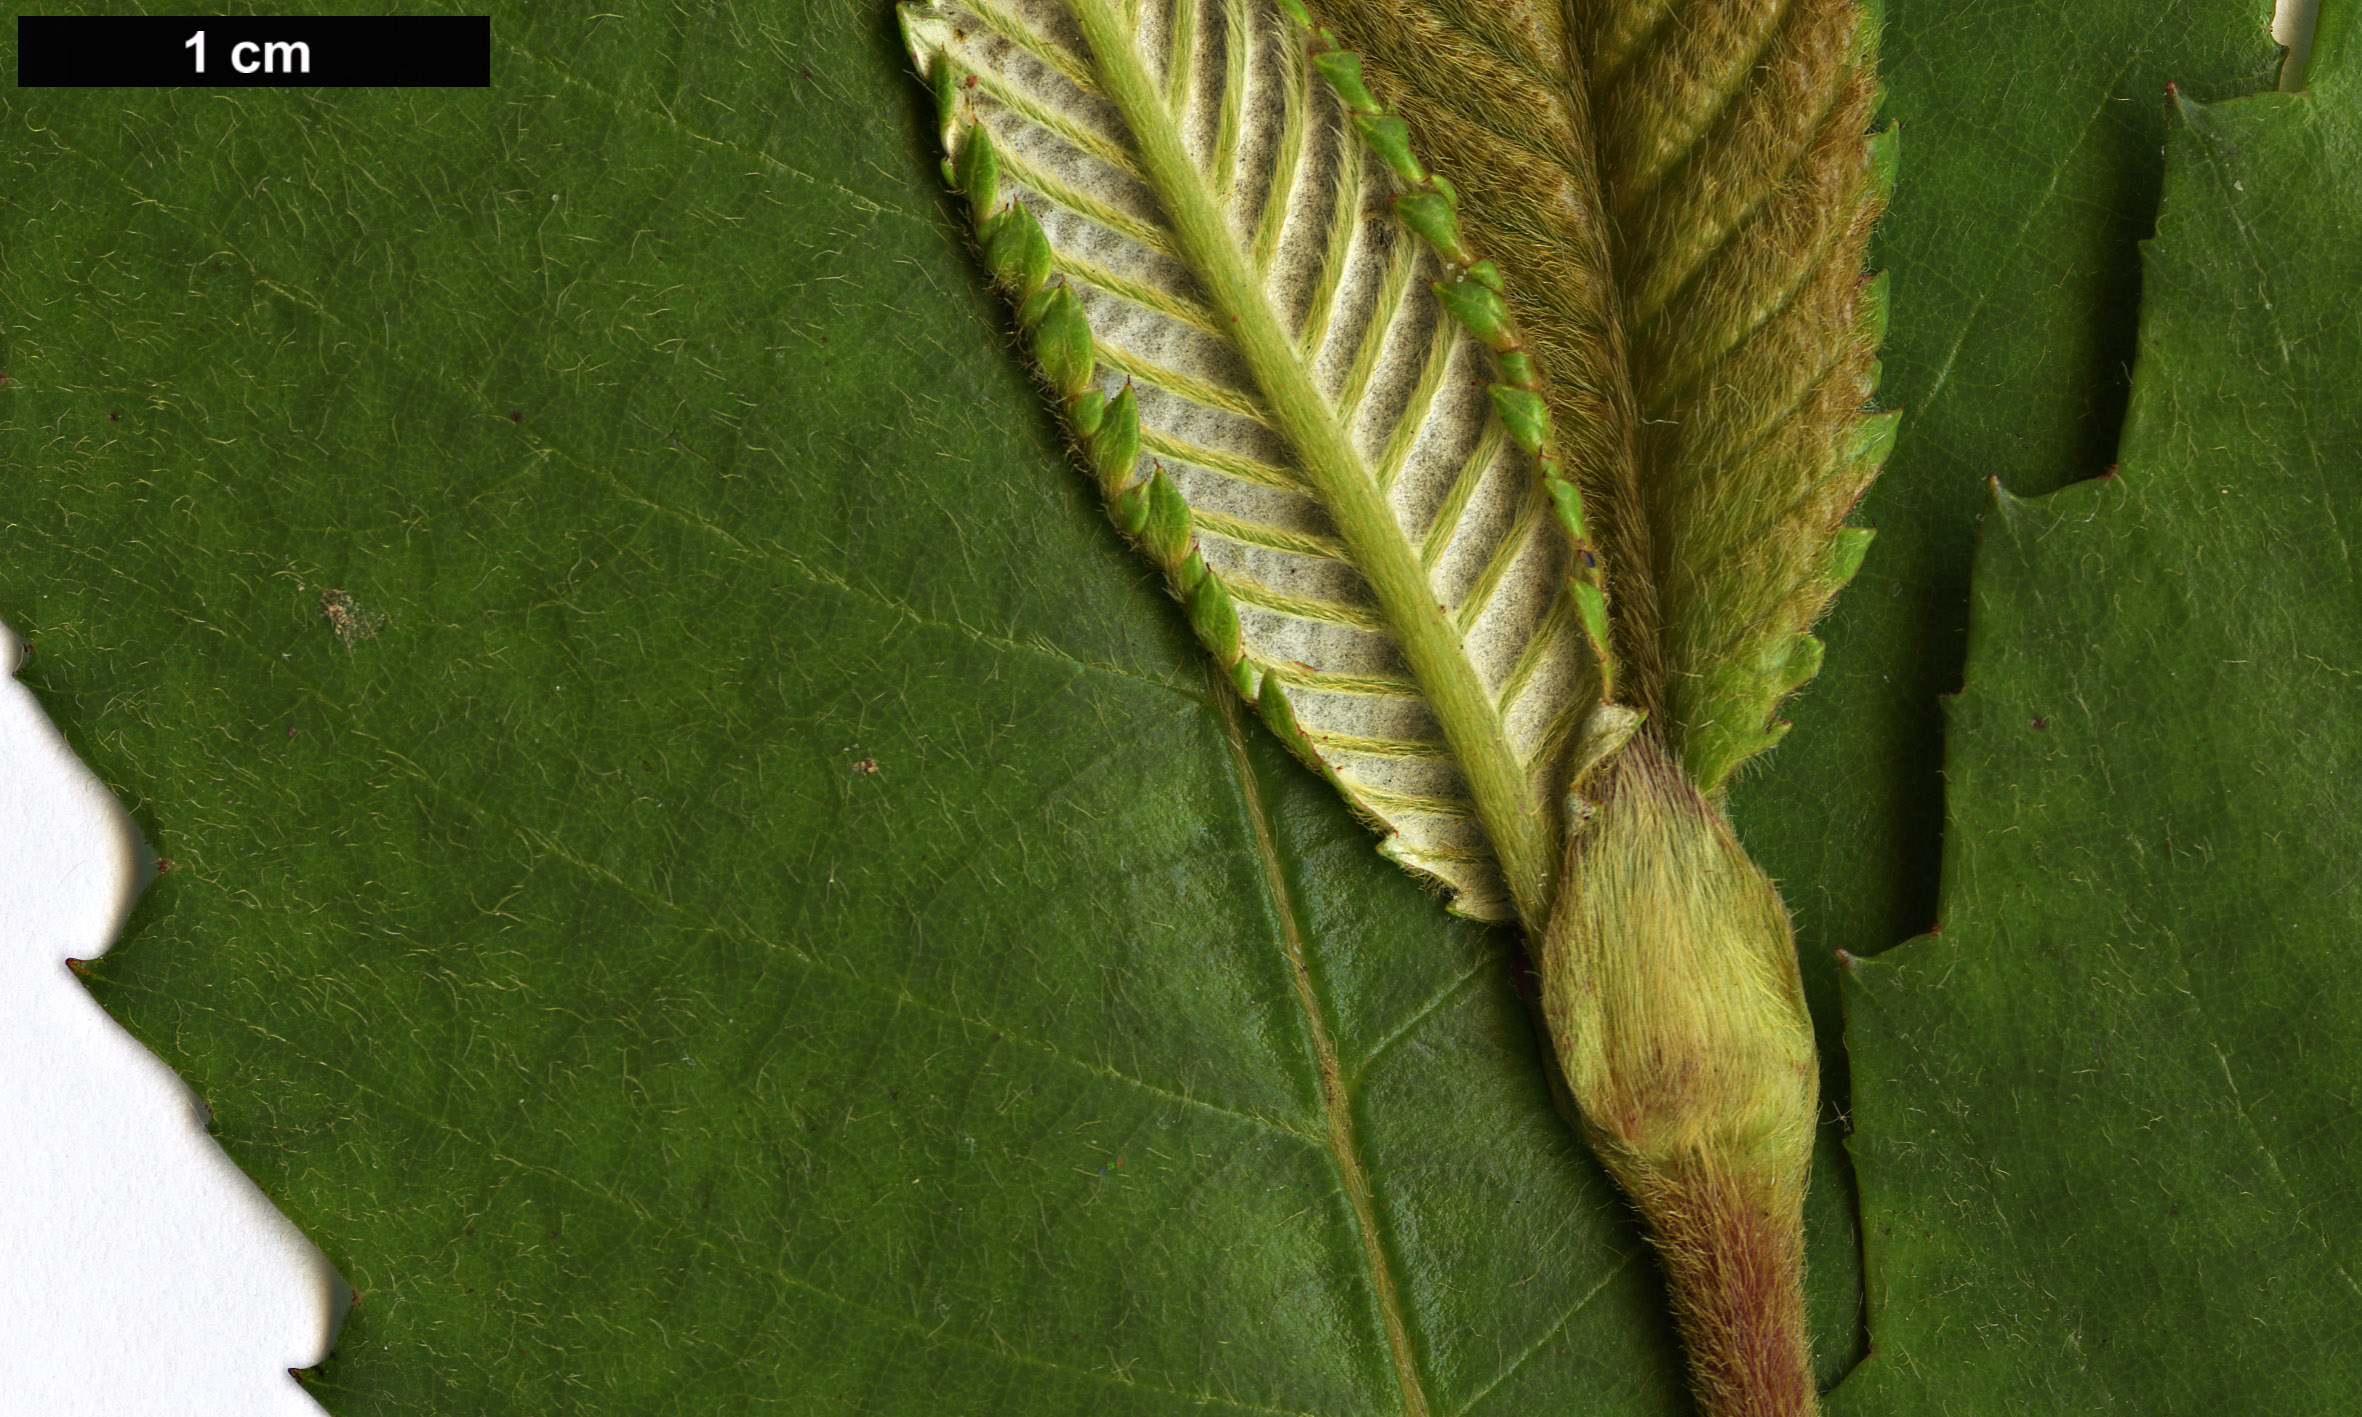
[1837,22,2362,1407]
[0,4,1685,1408]
[904,0,1613,928]
[1730,0,2284,983]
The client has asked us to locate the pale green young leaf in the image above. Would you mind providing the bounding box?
[900,0,1627,929]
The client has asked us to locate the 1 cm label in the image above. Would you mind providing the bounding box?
[184,30,311,76]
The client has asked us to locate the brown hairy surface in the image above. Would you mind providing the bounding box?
[1312,0,1669,723]
[1598,0,1886,785]
[1619,1152,1816,1417]
[1319,0,1890,789]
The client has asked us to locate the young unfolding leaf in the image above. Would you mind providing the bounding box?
[1584,0,1896,789]
[1320,0,1894,792]
[901,0,1638,930]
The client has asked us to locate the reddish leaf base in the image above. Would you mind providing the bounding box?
[1630,1155,1817,1417]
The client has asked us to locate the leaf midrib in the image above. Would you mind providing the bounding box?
[1212,668,1434,1417]
[1066,0,1555,930]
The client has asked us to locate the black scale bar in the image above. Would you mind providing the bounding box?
[18,16,491,87]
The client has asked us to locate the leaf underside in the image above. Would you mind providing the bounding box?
[903,0,1614,925]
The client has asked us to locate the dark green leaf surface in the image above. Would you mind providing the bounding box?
[1730,0,2279,991]
[1725,0,2279,1380]
[1835,10,2362,1408]
[0,2,1684,1411]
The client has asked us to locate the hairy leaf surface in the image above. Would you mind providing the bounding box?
[1579,0,1893,789]
[1318,0,1893,792]
[1838,10,2362,1409]
[902,0,1620,926]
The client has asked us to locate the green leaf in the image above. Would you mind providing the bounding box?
[902,0,1624,931]
[0,2,1683,1410]
[1728,0,2281,979]
[0,0,2305,1409]
[1719,0,2276,1378]
[1835,10,2362,1408]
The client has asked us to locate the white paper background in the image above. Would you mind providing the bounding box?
[0,618,342,1415]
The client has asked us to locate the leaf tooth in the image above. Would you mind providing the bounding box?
[1547,476,1589,544]
[1378,836,1513,925]
[923,43,961,141]
[1177,546,1211,594]
[1139,467,1194,571]
[1393,190,1471,266]
[1856,267,1892,353]
[1228,656,1259,700]
[1846,407,1901,479]
[979,200,1055,299]
[1489,385,1552,455]
[1030,284,1095,396]
[1086,383,1141,491]
[1354,113,1428,187]
[1311,50,1384,115]
[1867,121,1901,202]
[1772,632,1826,695]
[1188,573,1246,662]
[1432,276,1511,348]
[1813,526,1876,599]
[953,115,1003,213]
[1680,689,1789,791]
[1853,0,1887,66]
[1109,476,1152,537]
[1570,580,1614,689]
[894,4,942,64]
